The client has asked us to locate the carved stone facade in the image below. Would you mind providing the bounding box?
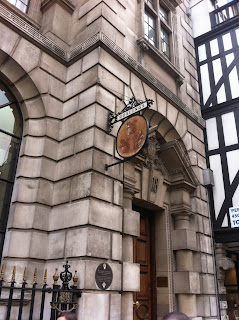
[0,0,218,319]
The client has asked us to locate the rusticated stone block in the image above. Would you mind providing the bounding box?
[174,271,200,294]
[112,233,122,261]
[15,76,39,100]
[65,65,98,100]
[49,199,89,231]
[0,23,20,55]
[82,48,99,73]
[29,68,50,94]
[123,209,140,237]
[110,293,121,320]
[171,229,197,251]
[89,198,122,232]
[196,295,210,317]
[41,52,67,82]
[122,262,140,291]
[1,58,25,84]
[12,37,40,73]
[22,96,46,119]
[71,172,114,203]
[202,274,216,294]
[47,231,65,259]
[78,292,110,320]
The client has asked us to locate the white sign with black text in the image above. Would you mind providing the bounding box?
[229,206,239,228]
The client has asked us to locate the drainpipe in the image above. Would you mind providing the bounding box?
[203,168,221,320]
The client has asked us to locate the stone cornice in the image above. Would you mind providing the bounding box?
[0,2,205,128]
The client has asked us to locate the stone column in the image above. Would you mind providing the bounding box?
[171,189,199,316]
[215,243,234,319]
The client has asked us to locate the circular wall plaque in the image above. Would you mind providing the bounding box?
[116,115,148,159]
[95,263,113,290]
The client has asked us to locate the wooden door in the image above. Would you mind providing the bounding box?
[133,209,156,320]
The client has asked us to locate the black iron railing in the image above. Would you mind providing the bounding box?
[0,261,81,320]
[210,0,239,27]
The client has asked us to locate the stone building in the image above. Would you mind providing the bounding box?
[0,0,218,319]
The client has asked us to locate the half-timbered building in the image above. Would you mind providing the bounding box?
[191,0,239,319]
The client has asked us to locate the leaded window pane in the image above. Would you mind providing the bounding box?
[0,132,20,181]
[160,6,168,23]
[161,27,170,59]
[145,12,156,46]
[0,180,12,226]
[0,105,21,137]
[7,0,29,13]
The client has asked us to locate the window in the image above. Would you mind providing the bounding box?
[144,1,172,60]
[145,12,156,46]
[159,5,168,23]
[0,81,22,258]
[161,27,170,59]
[7,0,30,13]
[145,0,154,7]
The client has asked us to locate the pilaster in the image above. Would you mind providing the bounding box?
[171,188,198,316]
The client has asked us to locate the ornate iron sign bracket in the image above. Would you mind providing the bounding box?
[105,97,153,171]
[107,97,153,134]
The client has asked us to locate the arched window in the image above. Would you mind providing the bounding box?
[0,81,22,258]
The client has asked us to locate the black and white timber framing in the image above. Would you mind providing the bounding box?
[195,12,239,243]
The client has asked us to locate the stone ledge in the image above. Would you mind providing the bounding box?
[137,37,184,84]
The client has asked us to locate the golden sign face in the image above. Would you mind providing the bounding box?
[116,115,148,159]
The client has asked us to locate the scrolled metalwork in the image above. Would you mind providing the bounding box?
[60,261,72,290]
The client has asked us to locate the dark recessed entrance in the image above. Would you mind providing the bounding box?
[133,206,156,320]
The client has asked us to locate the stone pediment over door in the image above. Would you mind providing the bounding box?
[159,140,199,192]
[127,131,199,208]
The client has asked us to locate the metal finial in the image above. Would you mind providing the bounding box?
[11,266,16,282]
[43,269,47,285]
[60,261,72,290]
[22,267,27,283]
[33,268,37,284]
[0,264,5,281]
[73,270,78,286]
[53,268,59,285]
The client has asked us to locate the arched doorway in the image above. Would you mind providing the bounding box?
[123,117,199,320]
[0,80,22,258]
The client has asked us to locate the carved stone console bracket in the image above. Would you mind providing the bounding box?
[215,243,234,281]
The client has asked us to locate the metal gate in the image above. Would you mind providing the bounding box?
[0,261,81,320]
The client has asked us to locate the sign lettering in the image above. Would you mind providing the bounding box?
[116,102,148,121]
[229,206,239,228]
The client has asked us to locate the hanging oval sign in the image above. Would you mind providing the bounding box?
[116,115,148,159]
